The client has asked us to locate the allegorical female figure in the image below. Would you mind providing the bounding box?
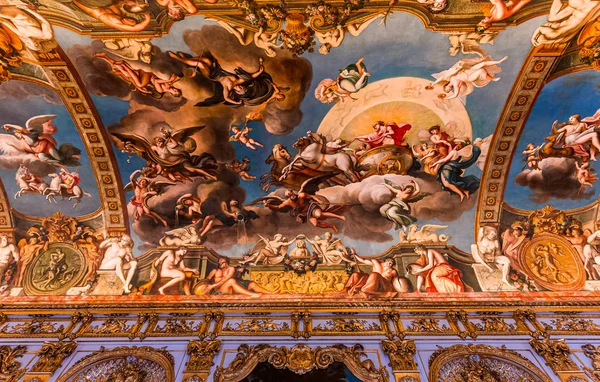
[408,245,469,293]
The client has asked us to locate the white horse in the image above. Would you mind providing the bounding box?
[14,165,54,202]
[44,173,92,209]
[281,132,360,183]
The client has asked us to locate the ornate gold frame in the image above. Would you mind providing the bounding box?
[56,345,175,382]
[428,344,552,382]
[214,343,389,382]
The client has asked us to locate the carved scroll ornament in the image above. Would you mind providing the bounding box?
[214,343,388,382]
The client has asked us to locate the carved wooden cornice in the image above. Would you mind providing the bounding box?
[0,309,595,342]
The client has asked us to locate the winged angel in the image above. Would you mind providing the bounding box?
[1,115,81,168]
[125,169,175,226]
[249,173,348,232]
[112,124,218,182]
[379,179,429,230]
[427,56,508,101]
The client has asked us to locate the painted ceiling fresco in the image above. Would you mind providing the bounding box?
[0,0,599,301]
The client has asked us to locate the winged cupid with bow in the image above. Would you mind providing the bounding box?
[379,179,430,230]
[2,115,82,168]
[249,173,348,233]
[112,123,218,182]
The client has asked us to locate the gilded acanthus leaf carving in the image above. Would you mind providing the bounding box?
[0,345,26,382]
[530,339,578,372]
[155,319,202,335]
[406,318,450,333]
[313,318,381,333]
[222,318,289,333]
[429,344,552,382]
[582,344,600,381]
[30,341,77,373]
[185,340,221,372]
[214,344,389,382]
[473,317,517,333]
[0,319,64,335]
[381,339,417,371]
[543,317,600,332]
[56,346,175,382]
[87,318,133,335]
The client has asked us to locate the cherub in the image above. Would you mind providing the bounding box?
[125,170,174,226]
[576,159,598,190]
[379,179,429,230]
[215,21,282,57]
[354,142,370,158]
[522,143,543,170]
[226,158,255,181]
[229,123,264,150]
[476,0,533,32]
[314,16,380,55]
[95,53,182,98]
[155,0,197,21]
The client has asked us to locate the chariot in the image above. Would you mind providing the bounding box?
[355,145,414,177]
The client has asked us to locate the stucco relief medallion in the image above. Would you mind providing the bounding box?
[518,233,586,292]
[23,243,86,296]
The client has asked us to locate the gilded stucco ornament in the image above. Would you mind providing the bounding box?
[56,346,175,382]
[429,344,552,382]
[30,341,77,373]
[530,339,589,381]
[0,345,27,382]
[214,343,389,382]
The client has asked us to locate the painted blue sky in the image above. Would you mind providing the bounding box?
[46,12,551,254]
[505,71,600,211]
[0,92,100,216]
